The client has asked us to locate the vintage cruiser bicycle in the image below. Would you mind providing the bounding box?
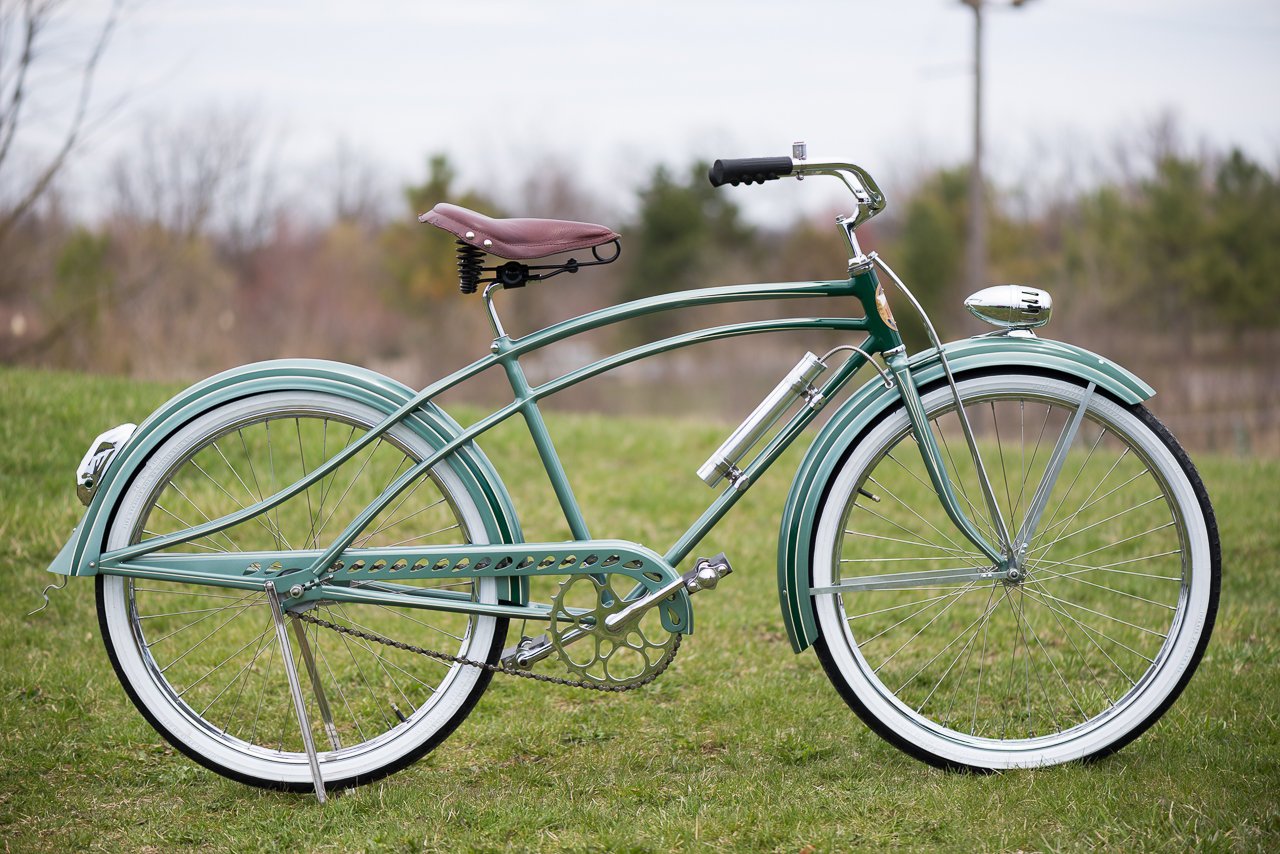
[45,145,1219,800]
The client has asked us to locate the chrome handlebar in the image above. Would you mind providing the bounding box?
[708,146,888,269]
[788,160,887,231]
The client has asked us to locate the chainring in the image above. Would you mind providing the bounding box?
[549,573,679,688]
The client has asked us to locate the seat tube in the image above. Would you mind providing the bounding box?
[494,338,591,540]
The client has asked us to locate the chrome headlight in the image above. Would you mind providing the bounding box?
[964,285,1052,330]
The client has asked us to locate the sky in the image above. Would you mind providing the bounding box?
[43,0,1280,224]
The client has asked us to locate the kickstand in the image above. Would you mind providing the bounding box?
[265,581,327,804]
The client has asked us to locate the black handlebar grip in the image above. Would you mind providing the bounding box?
[708,157,794,188]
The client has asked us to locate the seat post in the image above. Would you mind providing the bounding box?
[482,283,508,340]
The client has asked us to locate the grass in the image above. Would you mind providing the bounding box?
[2,365,1278,853]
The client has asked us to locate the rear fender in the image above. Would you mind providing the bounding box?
[45,360,527,604]
[776,335,1154,653]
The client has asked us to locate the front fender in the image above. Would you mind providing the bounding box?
[45,359,526,603]
[776,335,1154,653]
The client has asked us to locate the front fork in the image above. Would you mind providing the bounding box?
[884,351,1011,574]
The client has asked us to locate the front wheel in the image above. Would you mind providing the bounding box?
[810,371,1219,770]
[97,390,507,791]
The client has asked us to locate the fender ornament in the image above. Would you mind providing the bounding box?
[76,423,137,507]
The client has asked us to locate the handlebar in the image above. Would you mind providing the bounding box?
[707,153,888,231]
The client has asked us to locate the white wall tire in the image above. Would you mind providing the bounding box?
[810,372,1219,770]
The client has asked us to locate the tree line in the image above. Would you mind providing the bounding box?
[4,132,1278,367]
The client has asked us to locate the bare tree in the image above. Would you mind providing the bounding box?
[0,0,124,250]
[323,138,388,231]
[110,106,283,255]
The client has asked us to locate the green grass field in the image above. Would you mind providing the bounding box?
[2,366,1277,853]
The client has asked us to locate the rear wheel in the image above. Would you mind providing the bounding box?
[811,372,1219,770]
[97,391,506,790]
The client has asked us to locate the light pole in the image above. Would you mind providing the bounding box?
[959,0,1034,296]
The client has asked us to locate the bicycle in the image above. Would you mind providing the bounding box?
[45,144,1220,800]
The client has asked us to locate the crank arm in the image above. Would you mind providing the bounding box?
[604,553,732,631]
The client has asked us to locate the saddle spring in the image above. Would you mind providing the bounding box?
[455,240,485,294]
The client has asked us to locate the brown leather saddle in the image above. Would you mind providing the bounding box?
[420,203,620,261]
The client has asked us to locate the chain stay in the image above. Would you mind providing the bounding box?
[296,611,679,693]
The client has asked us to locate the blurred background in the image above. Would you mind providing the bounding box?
[1,0,1277,452]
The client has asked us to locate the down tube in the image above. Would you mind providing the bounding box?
[663,343,881,567]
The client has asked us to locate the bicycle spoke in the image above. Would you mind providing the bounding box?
[180,622,277,701]
[196,623,276,718]
[1030,553,1183,581]
[899,594,1001,701]
[310,619,370,744]
[154,599,263,670]
[1005,586,1087,728]
[1028,522,1178,576]
[851,584,977,647]
[939,585,998,729]
[312,437,386,546]
[991,401,1016,529]
[845,590,973,621]
[371,603,467,643]
[329,605,396,732]
[1028,494,1168,559]
[863,477,973,558]
[1033,458,1147,549]
[248,634,279,747]
[1019,586,1153,677]
[1028,570,1177,610]
[1023,586,1166,645]
[193,450,291,547]
[214,620,277,732]
[333,605,424,719]
[381,522,463,549]
[935,426,997,543]
[1035,427,1105,544]
[873,581,981,673]
[144,593,262,648]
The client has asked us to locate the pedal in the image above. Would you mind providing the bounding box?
[500,633,554,669]
[684,552,734,593]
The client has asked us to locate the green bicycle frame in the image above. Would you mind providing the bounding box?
[81,267,904,615]
[51,253,1156,640]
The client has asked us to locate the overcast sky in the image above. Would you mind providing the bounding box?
[57,0,1280,222]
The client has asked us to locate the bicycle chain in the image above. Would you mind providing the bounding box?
[296,611,680,693]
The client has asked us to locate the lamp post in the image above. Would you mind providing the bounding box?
[959,0,1034,296]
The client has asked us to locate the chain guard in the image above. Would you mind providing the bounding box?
[549,573,679,688]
